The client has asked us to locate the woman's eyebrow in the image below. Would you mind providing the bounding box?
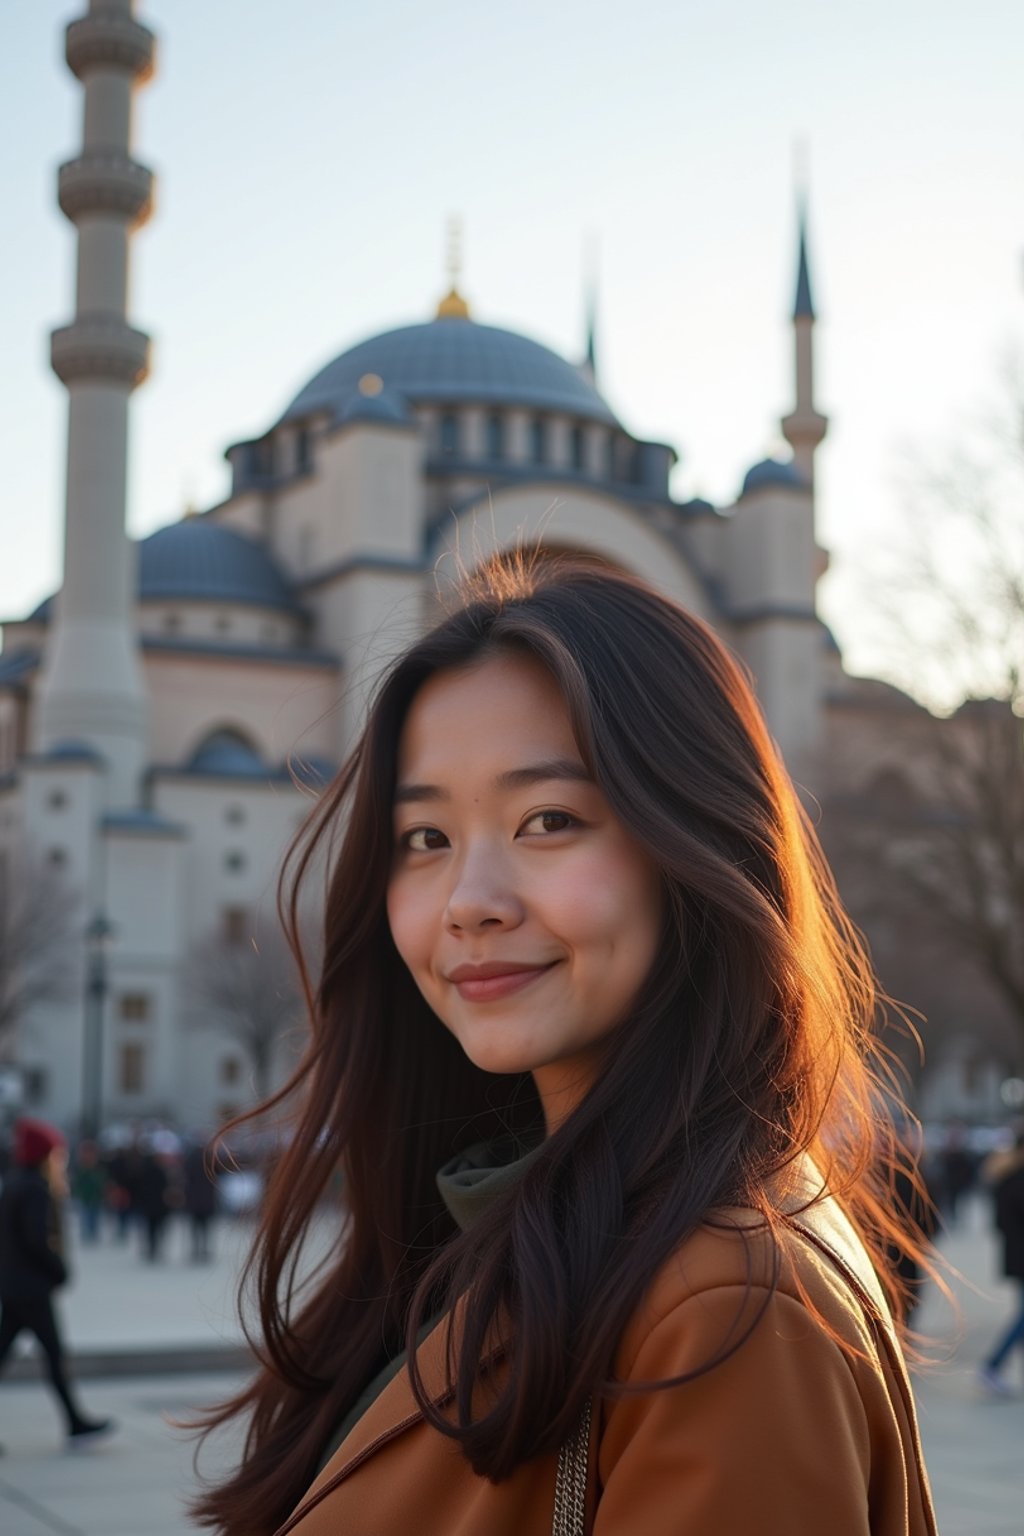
[393,757,592,806]
[496,758,592,790]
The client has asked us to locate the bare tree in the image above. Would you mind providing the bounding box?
[830,379,1024,1060]
[872,702,1024,1055]
[184,918,309,1100]
[0,850,80,1056]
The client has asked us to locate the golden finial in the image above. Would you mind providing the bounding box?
[436,216,470,319]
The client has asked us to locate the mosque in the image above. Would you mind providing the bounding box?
[0,1,999,1133]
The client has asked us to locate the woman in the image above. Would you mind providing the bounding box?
[0,1117,114,1444]
[192,558,936,1535]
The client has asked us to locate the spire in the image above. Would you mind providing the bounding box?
[794,209,815,320]
[436,215,471,319]
[780,173,827,488]
[792,139,815,320]
[580,234,599,384]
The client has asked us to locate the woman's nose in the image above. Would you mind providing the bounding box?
[443,848,524,933]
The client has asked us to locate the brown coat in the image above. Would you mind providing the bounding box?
[276,1193,936,1536]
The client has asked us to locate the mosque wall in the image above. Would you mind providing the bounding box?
[141,652,341,768]
[819,692,937,799]
[734,618,822,772]
[307,567,424,749]
[101,825,185,1124]
[207,490,267,540]
[724,485,816,615]
[20,757,104,911]
[267,421,423,580]
[138,600,301,649]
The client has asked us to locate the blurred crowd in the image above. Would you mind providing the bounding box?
[0,1120,277,1266]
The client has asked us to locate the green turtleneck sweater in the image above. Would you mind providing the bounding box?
[314,1136,540,1475]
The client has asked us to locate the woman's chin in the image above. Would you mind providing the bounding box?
[456,1030,551,1079]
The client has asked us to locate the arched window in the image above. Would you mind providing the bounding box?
[487,413,505,460]
[570,425,585,471]
[440,412,459,457]
[530,417,547,464]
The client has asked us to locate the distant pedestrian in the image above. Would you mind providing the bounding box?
[136,1149,170,1262]
[0,1117,116,1444]
[182,1142,218,1262]
[106,1145,139,1241]
[935,1120,976,1227]
[885,1125,938,1326]
[978,1132,1024,1396]
[70,1140,106,1244]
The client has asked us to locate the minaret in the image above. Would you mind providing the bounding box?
[34,0,155,808]
[780,205,828,489]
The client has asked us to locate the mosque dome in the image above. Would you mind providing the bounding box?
[283,316,617,427]
[137,520,300,612]
[740,457,809,497]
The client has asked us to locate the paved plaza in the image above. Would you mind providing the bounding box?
[0,1198,1020,1534]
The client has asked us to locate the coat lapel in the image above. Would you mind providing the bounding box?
[277,1304,506,1534]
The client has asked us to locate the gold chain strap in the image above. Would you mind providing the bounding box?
[552,1397,592,1536]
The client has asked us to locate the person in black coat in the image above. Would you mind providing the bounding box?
[979,1132,1024,1394]
[136,1148,170,1262]
[182,1141,218,1262]
[0,1117,115,1442]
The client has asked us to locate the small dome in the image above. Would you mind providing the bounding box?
[740,458,808,497]
[138,520,300,613]
[44,739,103,763]
[338,378,413,427]
[284,316,618,427]
[188,730,268,777]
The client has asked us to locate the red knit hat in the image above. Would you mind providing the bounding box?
[13,1117,64,1167]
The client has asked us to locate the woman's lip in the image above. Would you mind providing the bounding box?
[451,963,557,1002]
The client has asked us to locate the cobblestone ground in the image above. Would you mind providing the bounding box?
[0,1197,1019,1533]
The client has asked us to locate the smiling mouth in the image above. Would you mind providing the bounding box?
[450,963,558,1003]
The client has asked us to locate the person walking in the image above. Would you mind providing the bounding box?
[191,560,937,1536]
[978,1132,1024,1395]
[935,1120,976,1228]
[70,1139,107,1244]
[0,1117,115,1445]
[183,1141,218,1262]
[136,1147,170,1262]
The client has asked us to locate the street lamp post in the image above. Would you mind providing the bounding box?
[81,912,114,1141]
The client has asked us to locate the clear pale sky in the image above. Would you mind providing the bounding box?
[2,0,1021,682]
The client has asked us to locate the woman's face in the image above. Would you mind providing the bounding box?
[387,652,663,1130]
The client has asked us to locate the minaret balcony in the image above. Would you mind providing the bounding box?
[58,153,154,227]
[781,407,828,450]
[51,316,151,389]
[65,10,156,83]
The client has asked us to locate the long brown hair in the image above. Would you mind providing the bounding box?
[191,557,927,1534]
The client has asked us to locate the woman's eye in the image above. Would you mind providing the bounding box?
[402,826,449,852]
[519,810,578,837]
